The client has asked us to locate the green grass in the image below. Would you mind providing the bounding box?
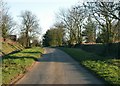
[60,48,120,85]
[2,47,44,84]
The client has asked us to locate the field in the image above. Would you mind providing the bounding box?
[2,47,44,84]
[60,48,120,85]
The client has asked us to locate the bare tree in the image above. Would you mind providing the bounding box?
[69,6,86,44]
[0,0,15,41]
[20,10,40,47]
[84,1,117,43]
[102,1,120,21]
[0,0,2,38]
[56,5,85,46]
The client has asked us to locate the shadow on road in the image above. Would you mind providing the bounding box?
[36,48,105,84]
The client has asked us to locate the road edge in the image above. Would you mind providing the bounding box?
[10,61,37,84]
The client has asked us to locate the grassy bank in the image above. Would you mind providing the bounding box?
[2,47,44,84]
[0,42,24,55]
[60,48,120,85]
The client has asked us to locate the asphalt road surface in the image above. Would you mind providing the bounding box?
[16,48,104,84]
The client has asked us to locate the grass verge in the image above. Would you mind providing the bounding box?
[1,42,24,56]
[59,48,120,85]
[2,47,44,84]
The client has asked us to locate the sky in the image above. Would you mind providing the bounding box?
[4,0,85,36]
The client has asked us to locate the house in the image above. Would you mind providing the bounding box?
[8,35,17,41]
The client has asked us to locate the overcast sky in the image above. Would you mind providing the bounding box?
[4,0,85,36]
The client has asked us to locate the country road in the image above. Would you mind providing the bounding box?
[16,48,104,84]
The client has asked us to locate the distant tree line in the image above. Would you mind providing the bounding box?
[0,0,41,48]
[43,22,65,47]
[43,0,120,47]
